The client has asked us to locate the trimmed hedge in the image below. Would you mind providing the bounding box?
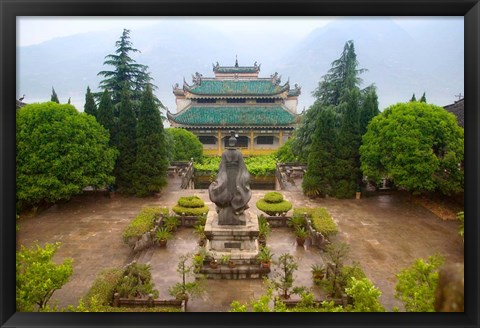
[256,199,292,216]
[177,196,205,208]
[263,192,284,203]
[122,207,169,242]
[294,207,338,236]
[172,195,209,216]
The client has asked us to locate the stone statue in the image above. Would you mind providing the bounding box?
[208,131,251,225]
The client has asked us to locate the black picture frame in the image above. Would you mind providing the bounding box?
[1,1,479,327]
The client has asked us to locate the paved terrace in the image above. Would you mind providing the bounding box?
[17,177,463,311]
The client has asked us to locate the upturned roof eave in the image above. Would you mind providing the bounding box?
[169,123,296,130]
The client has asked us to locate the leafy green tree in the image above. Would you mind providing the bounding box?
[84,86,98,118]
[96,89,117,146]
[98,28,159,115]
[360,102,464,195]
[345,277,385,312]
[420,92,427,103]
[16,102,118,209]
[165,128,203,162]
[275,137,299,163]
[395,254,444,312]
[133,85,169,196]
[297,41,379,198]
[271,253,303,299]
[323,242,351,297]
[114,87,137,193]
[50,87,60,103]
[16,242,73,311]
[168,253,204,311]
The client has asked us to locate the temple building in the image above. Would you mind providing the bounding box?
[167,60,301,156]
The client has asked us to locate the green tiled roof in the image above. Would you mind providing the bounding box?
[186,80,288,96]
[169,106,296,127]
[214,66,259,73]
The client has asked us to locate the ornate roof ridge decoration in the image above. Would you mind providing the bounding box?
[213,60,261,73]
[270,72,282,86]
[288,83,302,96]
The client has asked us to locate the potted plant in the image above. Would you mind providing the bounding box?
[257,246,273,269]
[294,226,309,247]
[194,224,207,246]
[155,227,173,247]
[258,215,271,247]
[162,215,179,232]
[220,254,235,268]
[311,264,326,283]
[192,251,205,273]
[208,254,218,269]
[288,213,306,230]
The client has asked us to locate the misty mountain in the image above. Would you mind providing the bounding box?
[17,18,463,113]
[277,17,464,111]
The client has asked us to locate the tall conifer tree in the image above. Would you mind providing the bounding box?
[300,40,379,198]
[114,87,137,193]
[420,92,427,103]
[133,85,169,196]
[302,106,340,197]
[96,89,116,146]
[51,87,60,103]
[84,86,98,118]
[97,29,158,116]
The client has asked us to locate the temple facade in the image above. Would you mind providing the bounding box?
[167,60,301,156]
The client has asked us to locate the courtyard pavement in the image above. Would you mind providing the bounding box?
[17,176,464,311]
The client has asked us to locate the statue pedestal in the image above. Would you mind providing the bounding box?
[200,211,268,279]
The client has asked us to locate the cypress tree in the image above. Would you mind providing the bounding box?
[420,92,427,103]
[51,87,60,103]
[410,93,417,102]
[294,40,367,161]
[300,40,379,198]
[133,85,169,196]
[114,87,137,193]
[84,86,98,118]
[97,89,116,146]
[303,106,340,197]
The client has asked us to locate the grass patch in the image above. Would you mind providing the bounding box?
[122,207,169,242]
[294,207,338,237]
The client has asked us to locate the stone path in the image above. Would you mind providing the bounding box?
[17,178,463,311]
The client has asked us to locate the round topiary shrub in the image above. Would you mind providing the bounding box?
[177,196,206,208]
[263,191,284,203]
[256,192,292,216]
[172,196,209,216]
